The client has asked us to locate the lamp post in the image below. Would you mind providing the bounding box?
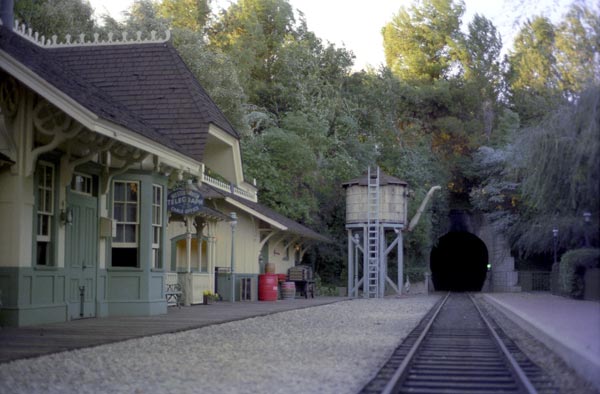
[583,211,591,247]
[552,227,559,266]
[230,212,237,303]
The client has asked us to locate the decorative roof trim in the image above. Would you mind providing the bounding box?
[0,19,170,48]
[0,48,202,174]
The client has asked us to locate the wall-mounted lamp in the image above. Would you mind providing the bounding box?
[60,208,73,226]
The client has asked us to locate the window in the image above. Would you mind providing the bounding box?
[152,184,163,269]
[71,173,92,195]
[112,181,139,267]
[36,163,54,265]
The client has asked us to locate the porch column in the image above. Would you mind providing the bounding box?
[185,215,193,273]
[207,221,217,292]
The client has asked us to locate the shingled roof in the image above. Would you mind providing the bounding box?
[196,183,330,243]
[0,26,238,163]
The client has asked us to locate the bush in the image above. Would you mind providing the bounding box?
[558,248,600,298]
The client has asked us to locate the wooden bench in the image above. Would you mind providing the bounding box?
[165,283,182,308]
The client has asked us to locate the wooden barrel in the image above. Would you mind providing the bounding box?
[258,274,278,301]
[265,262,276,274]
[281,281,296,300]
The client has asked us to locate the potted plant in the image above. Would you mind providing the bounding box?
[203,290,218,305]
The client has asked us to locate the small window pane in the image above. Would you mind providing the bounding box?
[114,224,124,243]
[113,203,124,221]
[126,204,137,222]
[124,225,136,243]
[153,227,160,244]
[114,182,125,201]
[45,191,52,212]
[37,216,43,236]
[127,184,137,202]
[45,167,52,187]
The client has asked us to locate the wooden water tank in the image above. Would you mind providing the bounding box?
[342,172,408,225]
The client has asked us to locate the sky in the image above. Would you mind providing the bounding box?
[88,0,586,70]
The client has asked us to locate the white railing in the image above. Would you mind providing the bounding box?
[201,173,257,202]
[202,173,230,191]
[233,186,257,201]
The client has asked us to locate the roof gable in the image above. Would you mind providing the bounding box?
[0,26,239,163]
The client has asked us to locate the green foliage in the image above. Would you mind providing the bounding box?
[25,0,599,287]
[208,0,297,107]
[14,0,96,38]
[507,4,600,123]
[242,117,320,223]
[555,4,600,98]
[382,0,465,82]
[157,0,211,32]
[559,248,599,298]
[472,86,600,257]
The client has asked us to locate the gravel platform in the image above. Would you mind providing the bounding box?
[0,296,439,394]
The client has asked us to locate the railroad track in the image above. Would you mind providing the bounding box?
[360,292,557,394]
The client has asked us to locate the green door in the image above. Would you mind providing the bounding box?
[66,191,98,320]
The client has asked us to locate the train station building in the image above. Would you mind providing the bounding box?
[0,20,327,327]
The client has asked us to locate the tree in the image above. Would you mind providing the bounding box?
[463,14,503,140]
[472,86,600,256]
[157,0,211,32]
[506,16,561,123]
[208,0,297,107]
[382,0,465,82]
[14,0,96,39]
[555,4,600,98]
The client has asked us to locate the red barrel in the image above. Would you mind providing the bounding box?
[281,281,296,300]
[258,274,279,301]
[277,273,287,282]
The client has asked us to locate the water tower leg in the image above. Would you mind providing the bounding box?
[354,241,359,297]
[380,225,386,298]
[398,231,403,295]
[363,224,368,298]
[347,229,353,297]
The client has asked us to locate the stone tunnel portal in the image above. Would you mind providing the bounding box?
[430,231,488,291]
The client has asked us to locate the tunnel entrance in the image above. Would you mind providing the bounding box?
[430,231,488,291]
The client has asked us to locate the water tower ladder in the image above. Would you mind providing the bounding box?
[367,167,380,298]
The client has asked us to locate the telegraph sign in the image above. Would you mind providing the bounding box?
[167,186,204,215]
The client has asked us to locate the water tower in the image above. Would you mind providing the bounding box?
[343,167,440,298]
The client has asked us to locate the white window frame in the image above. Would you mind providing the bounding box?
[112,180,139,248]
[152,184,163,269]
[36,162,54,265]
[70,172,93,196]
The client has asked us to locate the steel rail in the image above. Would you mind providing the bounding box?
[379,292,539,394]
[380,292,451,394]
[470,294,539,394]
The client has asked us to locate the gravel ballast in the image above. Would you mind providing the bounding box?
[0,296,439,394]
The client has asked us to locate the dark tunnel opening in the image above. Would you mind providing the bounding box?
[430,231,488,291]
